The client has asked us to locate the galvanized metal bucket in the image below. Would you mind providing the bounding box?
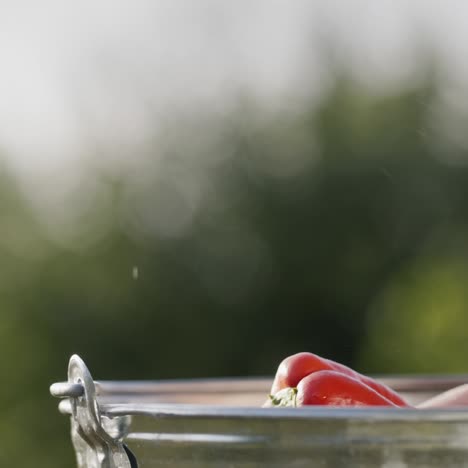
[51,355,468,468]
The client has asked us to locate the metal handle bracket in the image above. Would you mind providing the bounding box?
[51,355,134,468]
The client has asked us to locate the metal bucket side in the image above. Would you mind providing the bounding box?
[51,356,468,468]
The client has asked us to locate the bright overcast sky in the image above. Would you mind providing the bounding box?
[0,1,467,181]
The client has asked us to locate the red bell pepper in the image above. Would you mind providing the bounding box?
[267,352,409,408]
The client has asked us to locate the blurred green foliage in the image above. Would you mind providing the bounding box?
[5,77,468,467]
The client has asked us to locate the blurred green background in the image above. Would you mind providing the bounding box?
[4,2,468,467]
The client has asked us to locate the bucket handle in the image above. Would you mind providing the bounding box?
[51,355,137,468]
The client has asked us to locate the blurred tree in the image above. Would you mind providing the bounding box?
[5,76,468,467]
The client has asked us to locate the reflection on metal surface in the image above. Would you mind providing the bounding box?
[127,432,268,444]
[51,355,468,468]
[101,402,468,421]
[94,375,468,395]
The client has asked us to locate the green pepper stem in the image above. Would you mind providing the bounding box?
[269,387,298,407]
